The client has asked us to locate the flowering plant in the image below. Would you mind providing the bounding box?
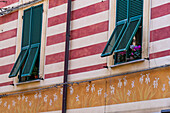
[129,45,141,59]
[117,51,126,63]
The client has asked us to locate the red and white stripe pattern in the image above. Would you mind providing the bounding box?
[0,1,19,87]
[149,0,170,67]
[45,0,109,81]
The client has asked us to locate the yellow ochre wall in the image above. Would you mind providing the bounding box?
[1,66,170,113]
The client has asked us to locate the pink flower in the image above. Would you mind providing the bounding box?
[131,53,134,55]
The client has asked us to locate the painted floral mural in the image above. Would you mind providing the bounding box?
[0,67,170,113]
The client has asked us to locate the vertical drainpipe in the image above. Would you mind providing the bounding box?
[62,0,72,113]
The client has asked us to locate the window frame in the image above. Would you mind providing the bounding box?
[9,4,43,81]
[9,1,48,84]
[106,0,150,70]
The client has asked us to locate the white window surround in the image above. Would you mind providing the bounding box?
[107,0,151,75]
[14,0,48,84]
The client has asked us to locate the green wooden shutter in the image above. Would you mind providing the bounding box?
[114,16,142,52]
[21,45,40,77]
[31,4,43,45]
[22,8,31,48]
[116,0,128,22]
[21,4,43,77]
[9,49,28,78]
[101,21,127,57]
[129,0,143,18]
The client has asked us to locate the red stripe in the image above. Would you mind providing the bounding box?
[45,63,106,79]
[0,46,16,58]
[47,21,108,46]
[151,3,170,19]
[0,64,14,75]
[150,50,170,59]
[48,0,109,27]
[49,0,76,9]
[46,42,106,65]
[0,0,18,7]
[0,29,17,41]
[0,11,18,25]
[0,81,13,87]
[150,26,170,42]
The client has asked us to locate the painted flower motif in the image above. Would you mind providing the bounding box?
[145,73,150,84]
[4,101,7,107]
[70,86,74,95]
[104,92,107,98]
[49,99,52,106]
[53,93,58,101]
[153,78,159,88]
[44,95,48,103]
[118,79,122,88]
[110,85,115,95]
[12,100,16,106]
[86,84,90,92]
[25,97,28,102]
[22,94,25,101]
[34,93,38,99]
[76,95,79,102]
[60,88,63,95]
[139,74,145,84]
[29,101,32,106]
[162,84,166,92]
[167,76,170,86]
[98,88,103,96]
[127,90,131,96]
[131,81,135,88]
[123,76,127,86]
[17,95,21,101]
[91,84,95,93]
[8,105,10,109]
[38,92,42,98]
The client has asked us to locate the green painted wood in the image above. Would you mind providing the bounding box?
[101,21,127,57]
[116,0,128,22]
[9,49,28,78]
[31,4,43,45]
[21,45,39,77]
[21,8,31,48]
[114,17,141,53]
[129,0,143,18]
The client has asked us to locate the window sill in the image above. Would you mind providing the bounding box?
[110,59,145,68]
[15,78,43,86]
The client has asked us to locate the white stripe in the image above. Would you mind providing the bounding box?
[150,38,170,54]
[0,55,15,66]
[68,69,108,82]
[152,0,169,8]
[44,54,106,74]
[0,37,16,50]
[47,10,108,37]
[0,73,13,84]
[0,20,18,33]
[150,56,170,68]
[48,0,103,18]
[45,31,107,56]
[150,14,170,31]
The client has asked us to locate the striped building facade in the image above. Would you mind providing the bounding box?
[0,0,169,113]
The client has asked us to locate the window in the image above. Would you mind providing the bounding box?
[9,4,43,82]
[161,109,170,113]
[101,0,143,64]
